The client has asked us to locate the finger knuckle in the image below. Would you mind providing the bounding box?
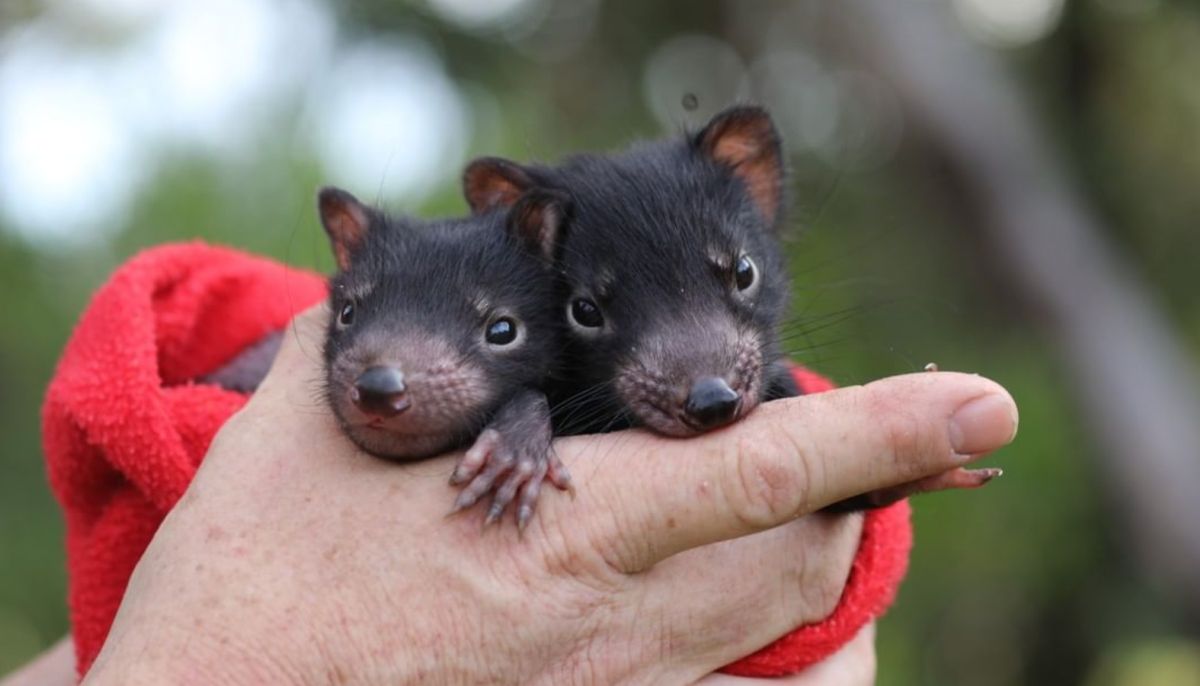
[723,432,812,529]
[531,490,636,583]
[589,506,657,577]
[856,385,939,477]
[880,408,939,479]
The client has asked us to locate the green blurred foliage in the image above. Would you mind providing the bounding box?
[1,0,1197,683]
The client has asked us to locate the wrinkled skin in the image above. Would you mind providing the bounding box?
[83,306,1017,685]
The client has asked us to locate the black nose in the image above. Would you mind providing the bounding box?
[684,377,740,430]
[351,366,409,418]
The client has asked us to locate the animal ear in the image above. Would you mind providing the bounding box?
[695,106,784,225]
[462,157,534,214]
[318,187,371,271]
[507,189,570,263]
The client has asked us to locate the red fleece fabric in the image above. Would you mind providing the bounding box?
[41,242,911,679]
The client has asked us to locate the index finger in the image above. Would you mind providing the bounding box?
[553,372,1018,573]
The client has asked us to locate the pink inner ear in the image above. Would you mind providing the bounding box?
[703,117,783,225]
[510,195,560,262]
[532,204,560,261]
[733,155,781,225]
[478,184,523,211]
[323,200,368,270]
[465,162,527,213]
[713,136,761,162]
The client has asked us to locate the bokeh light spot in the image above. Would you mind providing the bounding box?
[305,42,470,204]
[643,34,748,129]
[954,0,1066,47]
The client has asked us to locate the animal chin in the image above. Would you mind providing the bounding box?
[333,397,464,459]
[342,422,456,461]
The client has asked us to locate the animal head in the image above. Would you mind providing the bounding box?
[461,106,790,436]
[318,187,564,456]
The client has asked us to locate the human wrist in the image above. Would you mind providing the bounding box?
[83,618,302,686]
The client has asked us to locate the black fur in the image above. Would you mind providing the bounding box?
[465,106,796,437]
[321,196,561,460]
[464,107,930,513]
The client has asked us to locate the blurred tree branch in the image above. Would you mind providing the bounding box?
[834,0,1200,617]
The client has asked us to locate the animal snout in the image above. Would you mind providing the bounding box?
[683,377,740,430]
[351,366,410,417]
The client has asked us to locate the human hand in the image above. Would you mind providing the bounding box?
[4,625,876,686]
[700,623,877,686]
[0,637,74,686]
[83,305,1016,685]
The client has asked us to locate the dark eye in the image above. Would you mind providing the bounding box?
[734,255,756,291]
[338,300,356,327]
[570,298,604,328]
[486,317,518,346]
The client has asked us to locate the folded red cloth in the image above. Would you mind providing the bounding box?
[41,242,911,679]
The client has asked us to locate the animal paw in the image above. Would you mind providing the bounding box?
[824,466,1002,513]
[449,427,571,530]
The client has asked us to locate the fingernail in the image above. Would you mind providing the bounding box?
[949,394,1018,455]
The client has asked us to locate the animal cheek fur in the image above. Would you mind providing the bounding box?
[611,365,683,430]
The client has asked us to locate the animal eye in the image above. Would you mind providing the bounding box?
[734,255,756,291]
[485,317,518,346]
[570,298,604,328]
[338,300,356,327]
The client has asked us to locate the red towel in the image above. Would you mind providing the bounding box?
[41,242,911,679]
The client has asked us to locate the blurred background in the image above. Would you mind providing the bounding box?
[2,0,1199,683]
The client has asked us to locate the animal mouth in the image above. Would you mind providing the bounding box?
[629,391,747,437]
[615,365,749,436]
[365,398,411,423]
[678,412,705,433]
[355,413,424,435]
[634,401,692,437]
